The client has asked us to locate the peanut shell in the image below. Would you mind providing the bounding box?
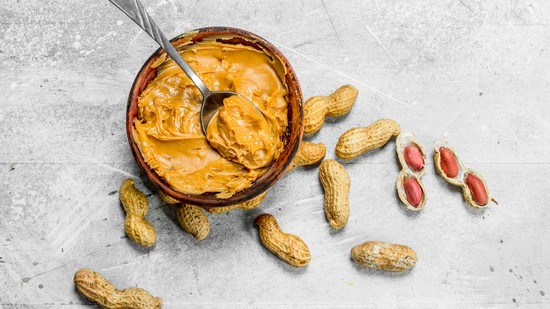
[326,85,359,116]
[433,142,464,186]
[254,214,311,267]
[396,132,426,177]
[395,132,427,211]
[433,141,497,208]
[303,85,358,134]
[176,204,210,241]
[462,168,496,208]
[319,160,351,229]
[351,241,417,272]
[158,190,180,205]
[303,96,328,134]
[119,179,156,247]
[396,170,427,211]
[74,268,162,309]
[287,141,326,171]
[336,119,400,160]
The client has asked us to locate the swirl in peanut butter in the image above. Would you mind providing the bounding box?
[134,39,288,198]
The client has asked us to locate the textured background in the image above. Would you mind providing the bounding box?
[1,0,549,308]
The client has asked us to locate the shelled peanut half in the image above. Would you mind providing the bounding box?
[434,141,497,208]
[395,132,427,210]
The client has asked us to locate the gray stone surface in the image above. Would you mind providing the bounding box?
[1,0,549,307]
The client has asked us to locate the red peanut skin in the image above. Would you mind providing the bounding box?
[466,174,488,205]
[439,147,459,178]
[404,145,424,171]
[403,178,423,207]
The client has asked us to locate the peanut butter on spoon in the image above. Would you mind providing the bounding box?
[206,95,277,170]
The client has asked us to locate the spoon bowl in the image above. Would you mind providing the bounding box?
[200,91,233,134]
[200,91,263,134]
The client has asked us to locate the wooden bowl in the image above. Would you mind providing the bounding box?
[126,27,303,207]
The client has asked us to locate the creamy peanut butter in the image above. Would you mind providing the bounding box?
[207,95,277,169]
[134,39,288,198]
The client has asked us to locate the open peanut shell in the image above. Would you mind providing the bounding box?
[434,141,496,208]
[461,168,497,208]
[396,132,426,177]
[396,170,427,211]
[395,132,427,211]
[433,141,465,186]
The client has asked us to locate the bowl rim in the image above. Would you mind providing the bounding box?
[126,26,303,207]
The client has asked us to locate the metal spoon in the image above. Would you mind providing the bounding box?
[109,0,263,134]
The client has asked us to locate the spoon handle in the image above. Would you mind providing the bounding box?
[109,0,211,97]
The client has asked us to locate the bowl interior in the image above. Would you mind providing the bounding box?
[126,27,303,207]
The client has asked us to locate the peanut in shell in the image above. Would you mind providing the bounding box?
[319,160,351,230]
[326,84,359,117]
[396,170,426,210]
[287,141,326,171]
[303,85,359,134]
[433,142,464,186]
[176,204,210,241]
[254,214,311,267]
[461,169,496,208]
[74,268,162,309]
[303,96,329,134]
[335,118,401,160]
[351,241,417,272]
[119,179,156,247]
[158,190,180,205]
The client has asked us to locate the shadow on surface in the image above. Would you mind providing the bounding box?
[351,259,415,278]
